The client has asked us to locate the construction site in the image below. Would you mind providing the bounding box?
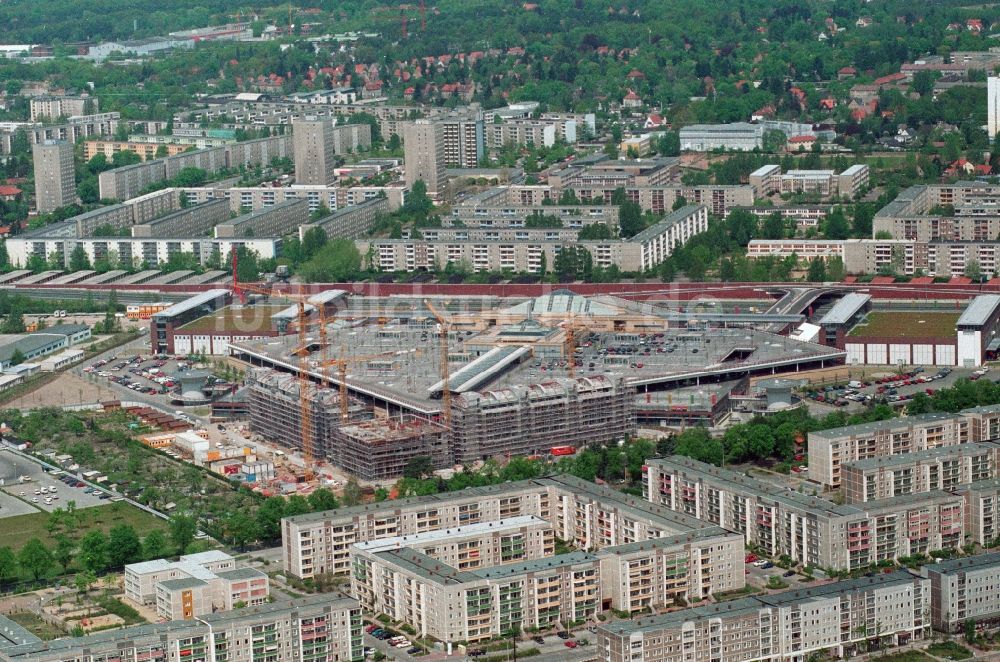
[212,287,844,481]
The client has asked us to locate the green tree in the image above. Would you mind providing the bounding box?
[173,167,207,187]
[0,546,17,584]
[403,456,435,479]
[69,245,91,271]
[299,239,361,282]
[342,478,363,507]
[807,257,826,282]
[8,347,25,366]
[762,212,785,240]
[18,538,53,580]
[823,208,850,240]
[142,530,170,560]
[257,496,288,542]
[169,514,197,554]
[618,200,644,238]
[307,488,339,512]
[53,535,75,573]
[78,530,109,574]
[107,525,142,568]
[673,428,724,466]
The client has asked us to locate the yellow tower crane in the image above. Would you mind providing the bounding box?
[424,299,453,429]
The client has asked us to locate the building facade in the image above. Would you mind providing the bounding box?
[32,140,75,212]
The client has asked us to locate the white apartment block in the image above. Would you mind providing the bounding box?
[596,572,931,662]
[808,413,970,487]
[359,205,708,273]
[841,441,1000,503]
[0,594,363,662]
[281,474,723,580]
[925,552,1000,632]
[124,550,238,604]
[184,184,406,214]
[644,457,966,571]
[749,164,869,198]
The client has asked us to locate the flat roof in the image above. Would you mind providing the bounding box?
[818,292,870,326]
[215,567,267,581]
[153,289,230,320]
[378,548,479,585]
[159,577,207,591]
[599,571,919,636]
[844,440,1000,471]
[927,551,1000,576]
[958,294,1000,328]
[354,515,550,553]
[648,456,862,518]
[178,304,283,334]
[472,551,596,579]
[631,205,704,244]
[809,412,962,440]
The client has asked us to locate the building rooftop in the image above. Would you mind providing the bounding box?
[598,572,921,637]
[353,516,550,553]
[808,412,962,440]
[472,551,596,579]
[377,548,480,586]
[153,289,230,320]
[923,551,1000,574]
[818,293,870,326]
[631,205,705,244]
[158,577,207,591]
[958,294,1000,328]
[843,440,1000,471]
[215,567,268,581]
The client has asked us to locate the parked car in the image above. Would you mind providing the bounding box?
[565,641,578,649]
[557,631,571,639]
[532,637,545,645]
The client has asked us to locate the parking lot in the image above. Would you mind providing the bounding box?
[801,366,986,414]
[0,450,111,515]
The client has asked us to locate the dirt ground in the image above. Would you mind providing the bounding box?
[5,372,120,410]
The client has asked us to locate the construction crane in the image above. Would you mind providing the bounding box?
[419,0,426,31]
[560,314,592,380]
[424,299,453,429]
[306,349,418,421]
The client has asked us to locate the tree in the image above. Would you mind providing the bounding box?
[342,478,363,507]
[8,348,25,366]
[403,456,436,479]
[807,257,826,282]
[823,208,850,240]
[762,212,785,240]
[142,530,170,560]
[966,259,983,282]
[78,530,109,574]
[674,428,724,466]
[906,392,933,415]
[965,619,977,644]
[53,535,75,573]
[307,488,339,512]
[108,525,142,568]
[618,201,644,238]
[69,245,91,272]
[299,239,361,283]
[18,538,53,580]
[257,496,288,542]
[169,514,197,554]
[0,240,9,272]
[173,167,207,187]
[225,511,261,548]
[75,570,96,595]
[0,546,17,584]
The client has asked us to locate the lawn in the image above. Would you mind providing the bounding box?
[178,304,284,334]
[6,612,65,640]
[927,641,974,660]
[0,501,167,551]
[848,311,960,339]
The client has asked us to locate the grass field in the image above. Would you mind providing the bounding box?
[1,501,168,551]
[926,641,973,660]
[848,311,960,339]
[178,304,284,334]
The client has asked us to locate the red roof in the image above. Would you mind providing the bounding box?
[623,90,640,100]
[626,69,645,79]
[870,276,896,284]
[909,276,935,284]
[843,275,858,283]
[788,135,816,143]
[0,185,22,196]
[819,98,836,110]
[950,276,973,285]
[874,72,906,86]
[838,66,857,75]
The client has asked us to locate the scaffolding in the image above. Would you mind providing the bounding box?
[450,374,636,464]
[332,416,449,481]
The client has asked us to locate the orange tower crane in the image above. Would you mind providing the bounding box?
[560,314,591,380]
[424,299,452,429]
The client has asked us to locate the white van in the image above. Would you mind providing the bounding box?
[848,380,863,389]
